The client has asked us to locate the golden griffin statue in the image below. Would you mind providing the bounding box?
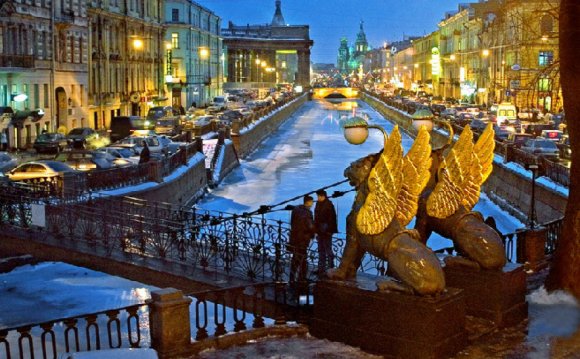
[415,123,507,270]
[331,120,506,295]
[330,125,446,295]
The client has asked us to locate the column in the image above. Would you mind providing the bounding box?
[297,49,311,88]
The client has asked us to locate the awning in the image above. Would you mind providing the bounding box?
[11,110,45,127]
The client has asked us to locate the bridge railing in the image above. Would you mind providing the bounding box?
[0,281,312,359]
[0,303,149,359]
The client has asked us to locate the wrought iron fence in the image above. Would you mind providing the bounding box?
[0,303,149,359]
[187,281,311,343]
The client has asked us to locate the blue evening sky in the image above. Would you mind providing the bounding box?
[194,0,464,64]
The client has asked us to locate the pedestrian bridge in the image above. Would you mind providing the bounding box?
[311,87,359,99]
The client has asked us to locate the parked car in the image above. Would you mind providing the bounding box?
[453,112,474,127]
[469,119,489,132]
[521,139,560,161]
[117,136,167,158]
[154,117,182,136]
[506,133,534,149]
[557,135,571,160]
[490,103,517,125]
[33,132,68,153]
[67,128,99,149]
[493,124,514,141]
[6,160,74,181]
[109,116,150,143]
[97,146,141,165]
[55,150,113,171]
[0,151,17,173]
[539,130,564,142]
[207,96,229,113]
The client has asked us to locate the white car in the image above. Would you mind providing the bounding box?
[117,136,168,157]
[96,146,140,166]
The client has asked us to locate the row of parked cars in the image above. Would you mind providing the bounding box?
[389,95,570,163]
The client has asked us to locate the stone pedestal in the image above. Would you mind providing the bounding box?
[148,288,193,358]
[310,276,467,359]
[516,227,548,271]
[444,263,527,328]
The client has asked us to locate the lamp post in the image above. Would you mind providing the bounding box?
[527,164,538,229]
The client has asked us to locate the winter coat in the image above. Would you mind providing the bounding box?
[314,198,338,235]
[290,205,315,248]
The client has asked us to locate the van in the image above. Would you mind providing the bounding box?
[491,103,517,125]
[109,116,149,143]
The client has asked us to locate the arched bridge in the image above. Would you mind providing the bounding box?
[311,87,359,99]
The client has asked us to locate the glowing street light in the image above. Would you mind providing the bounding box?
[482,49,490,57]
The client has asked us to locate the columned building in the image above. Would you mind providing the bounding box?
[222,1,313,92]
[88,1,164,128]
[0,0,88,149]
[164,0,222,108]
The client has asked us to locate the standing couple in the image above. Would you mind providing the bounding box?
[288,190,338,286]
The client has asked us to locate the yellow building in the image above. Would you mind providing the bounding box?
[474,0,560,110]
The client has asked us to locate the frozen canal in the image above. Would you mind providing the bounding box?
[198,99,525,251]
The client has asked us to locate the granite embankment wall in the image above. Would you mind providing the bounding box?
[231,94,308,158]
[120,154,208,206]
[361,92,567,224]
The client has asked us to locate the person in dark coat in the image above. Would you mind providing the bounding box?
[314,189,338,275]
[289,195,315,287]
[139,140,151,164]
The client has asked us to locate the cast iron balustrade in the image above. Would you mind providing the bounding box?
[0,303,148,359]
[187,282,311,344]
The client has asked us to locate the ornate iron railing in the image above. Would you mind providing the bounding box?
[187,281,312,343]
[0,303,149,359]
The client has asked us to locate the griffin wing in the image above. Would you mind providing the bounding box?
[396,126,432,226]
[426,126,483,218]
[356,126,403,235]
[474,122,495,184]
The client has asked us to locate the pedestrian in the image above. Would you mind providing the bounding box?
[289,195,315,290]
[139,140,150,164]
[0,131,7,151]
[314,189,338,276]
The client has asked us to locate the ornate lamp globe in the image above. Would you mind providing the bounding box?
[342,116,370,145]
[411,108,435,132]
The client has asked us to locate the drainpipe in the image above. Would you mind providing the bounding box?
[50,1,57,132]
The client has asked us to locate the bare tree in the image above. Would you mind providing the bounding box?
[545,0,580,298]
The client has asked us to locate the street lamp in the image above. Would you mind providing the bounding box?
[526,164,539,229]
[342,116,388,145]
[198,46,210,105]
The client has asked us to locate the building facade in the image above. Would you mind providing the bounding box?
[88,0,164,129]
[164,0,223,108]
[0,0,88,149]
[222,1,313,93]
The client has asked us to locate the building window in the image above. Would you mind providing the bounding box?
[538,51,553,67]
[44,84,49,108]
[172,9,179,22]
[171,33,179,49]
[538,77,551,92]
[540,15,553,35]
[34,84,39,108]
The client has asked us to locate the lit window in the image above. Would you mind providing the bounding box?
[538,51,553,67]
[171,33,179,49]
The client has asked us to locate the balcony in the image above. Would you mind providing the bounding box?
[0,55,34,69]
